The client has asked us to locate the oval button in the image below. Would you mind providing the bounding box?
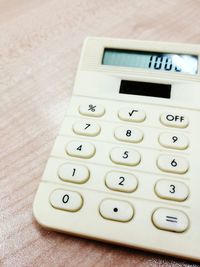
[157,155,189,174]
[73,120,101,137]
[160,113,189,128]
[105,171,138,193]
[99,199,134,222]
[110,147,141,166]
[114,126,143,143]
[118,107,146,122]
[58,163,90,184]
[50,189,83,212]
[159,132,189,150]
[152,208,189,232]
[155,179,189,201]
[79,103,105,117]
[66,141,96,159]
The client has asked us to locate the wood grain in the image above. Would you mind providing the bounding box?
[1,0,200,266]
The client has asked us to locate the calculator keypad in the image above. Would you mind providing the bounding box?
[99,199,134,222]
[50,189,83,212]
[43,98,192,236]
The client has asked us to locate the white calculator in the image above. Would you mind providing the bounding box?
[33,37,200,261]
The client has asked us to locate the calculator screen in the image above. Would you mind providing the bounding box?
[119,80,171,99]
[102,48,198,74]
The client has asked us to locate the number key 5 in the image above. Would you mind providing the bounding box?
[110,147,141,166]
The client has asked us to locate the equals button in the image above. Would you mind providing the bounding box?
[152,208,189,233]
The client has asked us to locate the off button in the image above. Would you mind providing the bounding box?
[160,113,189,128]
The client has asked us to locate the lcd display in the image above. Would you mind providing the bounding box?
[102,49,198,74]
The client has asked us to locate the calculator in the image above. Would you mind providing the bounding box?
[33,37,200,261]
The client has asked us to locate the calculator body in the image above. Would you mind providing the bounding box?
[33,37,200,261]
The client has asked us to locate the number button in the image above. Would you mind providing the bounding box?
[152,208,189,233]
[157,155,189,174]
[159,132,189,150]
[58,163,90,184]
[160,113,189,128]
[79,103,105,117]
[66,141,96,159]
[110,147,141,166]
[73,120,101,137]
[99,199,134,222]
[105,171,138,193]
[155,179,189,201]
[118,107,146,122]
[114,126,143,143]
[50,189,83,211]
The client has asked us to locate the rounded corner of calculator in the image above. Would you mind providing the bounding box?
[33,189,49,228]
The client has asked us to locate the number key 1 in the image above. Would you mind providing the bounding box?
[58,163,90,184]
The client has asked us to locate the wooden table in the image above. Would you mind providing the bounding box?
[1,1,200,266]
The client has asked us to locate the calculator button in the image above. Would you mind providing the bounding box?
[118,108,146,122]
[73,120,101,137]
[58,163,89,184]
[99,199,134,222]
[114,126,143,143]
[79,103,105,117]
[105,171,138,193]
[110,147,141,166]
[155,179,189,201]
[152,208,189,233]
[159,132,189,150]
[50,189,83,212]
[157,155,189,174]
[160,113,189,128]
[66,141,95,159]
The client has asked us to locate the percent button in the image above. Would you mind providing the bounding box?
[79,103,105,117]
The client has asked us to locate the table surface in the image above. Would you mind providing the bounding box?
[1,0,200,266]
